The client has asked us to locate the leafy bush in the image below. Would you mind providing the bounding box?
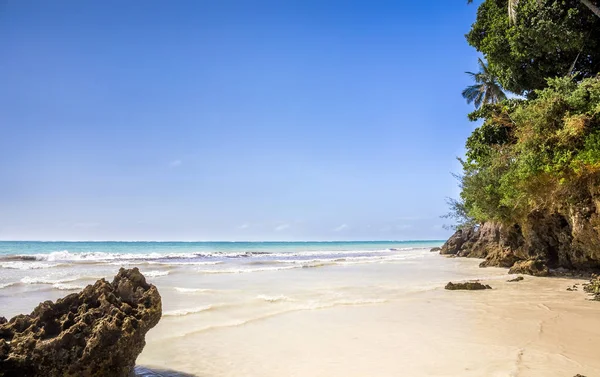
[456,76,600,224]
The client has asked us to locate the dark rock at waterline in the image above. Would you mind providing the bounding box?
[440,223,524,263]
[508,260,550,277]
[507,276,524,282]
[0,268,162,377]
[445,281,492,290]
[430,247,441,252]
[439,227,476,255]
[441,208,600,272]
[583,274,600,301]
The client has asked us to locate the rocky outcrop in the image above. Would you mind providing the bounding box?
[508,260,550,277]
[429,247,441,252]
[507,276,524,282]
[440,222,524,263]
[439,227,476,255]
[0,268,162,377]
[445,281,492,290]
[440,207,600,274]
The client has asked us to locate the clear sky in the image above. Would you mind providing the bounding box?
[1,1,481,241]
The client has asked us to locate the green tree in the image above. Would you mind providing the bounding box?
[457,76,600,224]
[468,0,600,22]
[462,58,507,108]
[467,0,600,95]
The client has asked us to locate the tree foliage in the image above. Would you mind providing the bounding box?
[462,58,507,108]
[458,76,600,224]
[466,0,600,95]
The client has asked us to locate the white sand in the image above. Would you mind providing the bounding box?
[138,256,600,377]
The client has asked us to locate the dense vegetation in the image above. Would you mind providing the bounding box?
[452,0,600,230]
[467,0,600,96]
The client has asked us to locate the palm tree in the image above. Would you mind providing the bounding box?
[462,58,507,108]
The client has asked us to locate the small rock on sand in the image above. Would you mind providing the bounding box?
[445,281,492,290]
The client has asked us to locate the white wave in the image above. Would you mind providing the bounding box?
[148,261,223,266]
[21,276,78,285]
[17,247,428,264]
[143,270,170,277]
[170,297,391,338]
[300,298,389,311]
[266,247,423,258]
[334,298,388,306]
[174,287,216,294]
[25,250,208,262]
[256,294,290,303]
[198,266,299,274]
[0,262,63,270]
[52,283,84,291]
[163,305,215,317]
[0,282,17,289]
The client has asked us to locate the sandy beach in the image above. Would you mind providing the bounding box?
[2,243,599,377]
[137,256,600,377]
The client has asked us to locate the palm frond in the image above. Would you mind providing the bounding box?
[462,84,483,103]
[462,58,507,109]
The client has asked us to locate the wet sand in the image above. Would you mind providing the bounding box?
[138,257,600,377]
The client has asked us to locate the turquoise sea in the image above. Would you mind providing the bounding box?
[0,240,443,263]
[0,240,443,300]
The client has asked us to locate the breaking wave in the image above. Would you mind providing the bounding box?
[52,283,85,291]
[1,247,426,264]
[143,270,170,277]
[163,304,225,317]
[256,294,290,302]
[20,276,79,285]
[174,287,217,294]
[0,261,64,270]
[0,282,17,290]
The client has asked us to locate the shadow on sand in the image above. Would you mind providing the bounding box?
[135,366,200,377]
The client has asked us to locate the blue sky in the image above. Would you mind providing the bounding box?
[0,1,481,241]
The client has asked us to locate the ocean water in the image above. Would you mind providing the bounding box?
[0,239,508,375]
[0,240,442,315]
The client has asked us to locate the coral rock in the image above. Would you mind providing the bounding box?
[445,281,492,290]
[0,268,162,377]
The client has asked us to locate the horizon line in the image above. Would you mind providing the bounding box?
[0,239,446,243]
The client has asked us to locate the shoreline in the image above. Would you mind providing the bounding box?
[137,256,600,377]
[2,246,598,376]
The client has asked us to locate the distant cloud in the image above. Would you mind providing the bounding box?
[238,223,250,229]
[333,224,348,232]
[275,224,290,231]
[169,159,182,168]
[395,224,412,230]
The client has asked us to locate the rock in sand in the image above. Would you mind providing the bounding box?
[0,267,162,377]
[445,281,492,290]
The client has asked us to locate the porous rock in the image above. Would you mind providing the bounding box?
[508,260,550,277]
[445,281,492,290]
[0,267,162,377]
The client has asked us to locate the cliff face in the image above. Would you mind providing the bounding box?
[441,205,600,273]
